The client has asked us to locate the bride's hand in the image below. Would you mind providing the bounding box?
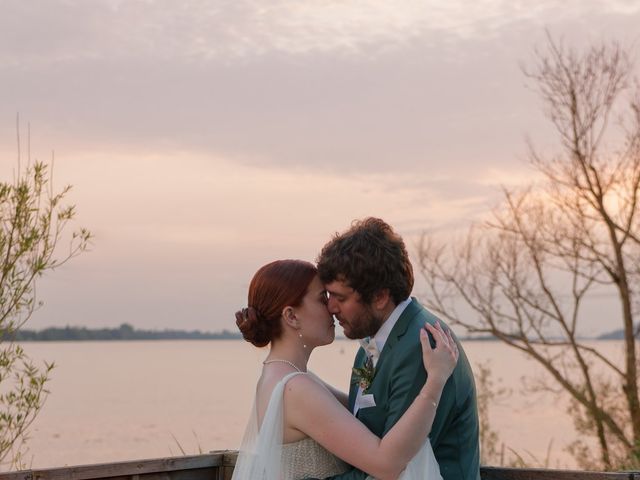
[419,321,459,385]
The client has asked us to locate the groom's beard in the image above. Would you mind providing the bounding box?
[341,304,384,340]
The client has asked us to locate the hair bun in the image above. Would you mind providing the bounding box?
[235,260,317,348]
[235,306,270,347]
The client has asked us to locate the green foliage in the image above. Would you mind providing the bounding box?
[0,157,91,469]
[169,431,204,456]
[566,381,640,471]
[476,361,557,468]
[476,361,508,466]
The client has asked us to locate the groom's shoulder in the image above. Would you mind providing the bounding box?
[384,300,429,356]
[401,298,443,336]
[392,299,451,359]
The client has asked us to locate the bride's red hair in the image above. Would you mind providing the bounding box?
[235,259,317,347]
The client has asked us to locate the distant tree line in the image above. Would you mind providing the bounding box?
[597,328,639,341]
[10,323,622,342]
[10,323,242,341]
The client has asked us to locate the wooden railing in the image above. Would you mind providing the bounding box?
[0,451,638,480]
[0,451,237,480]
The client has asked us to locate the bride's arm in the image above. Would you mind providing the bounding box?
[306,372,348,408]
[286,322,457,480]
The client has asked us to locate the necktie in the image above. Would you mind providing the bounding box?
[359,337,380,367]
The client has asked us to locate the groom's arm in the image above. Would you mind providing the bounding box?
[322,382,349,409]
[307,371,349,409]
[317,470,368,480]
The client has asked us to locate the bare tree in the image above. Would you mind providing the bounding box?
[418,35,640,470]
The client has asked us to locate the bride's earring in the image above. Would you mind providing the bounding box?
[286,308,307,349]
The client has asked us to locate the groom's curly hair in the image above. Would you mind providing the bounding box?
[317,218,414,305]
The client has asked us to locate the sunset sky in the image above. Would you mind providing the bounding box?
[1,1,639,335]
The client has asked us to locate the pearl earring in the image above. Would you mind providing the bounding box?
[299,331,307,349]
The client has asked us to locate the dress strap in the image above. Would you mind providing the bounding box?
[279,371,306,385]
[262,371,306,425]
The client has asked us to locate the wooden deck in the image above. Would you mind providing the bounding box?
[0,451,638,480]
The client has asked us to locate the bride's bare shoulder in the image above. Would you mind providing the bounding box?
[283,373,334,404]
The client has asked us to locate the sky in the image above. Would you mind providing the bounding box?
[1,0,639,336]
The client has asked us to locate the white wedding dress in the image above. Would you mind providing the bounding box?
[232,372,442,480]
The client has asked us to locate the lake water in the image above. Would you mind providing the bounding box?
[17,339,625,470]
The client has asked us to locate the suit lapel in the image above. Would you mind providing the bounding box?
[348,298,423,413]
[348,347,366,413]
[375,298,421,373]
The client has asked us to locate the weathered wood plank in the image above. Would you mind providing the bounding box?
[222,451,238,466]
[480,467,638,480]
[0,453,224,480]
[132,469,215,480]
[2,450,638,480]
[221,465,235,480]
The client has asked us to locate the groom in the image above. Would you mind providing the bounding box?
[316,218,480,480]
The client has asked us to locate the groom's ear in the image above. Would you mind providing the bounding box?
[371,289,391,311]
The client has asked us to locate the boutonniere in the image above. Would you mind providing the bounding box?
[352,356,375,392]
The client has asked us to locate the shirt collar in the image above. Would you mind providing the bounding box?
[372,297,412,352]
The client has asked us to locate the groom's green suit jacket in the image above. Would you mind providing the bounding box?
[326,298,480,480]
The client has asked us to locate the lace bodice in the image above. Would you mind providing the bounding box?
[281,436,349,480]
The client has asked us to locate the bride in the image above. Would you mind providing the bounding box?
[233,259,458,480]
